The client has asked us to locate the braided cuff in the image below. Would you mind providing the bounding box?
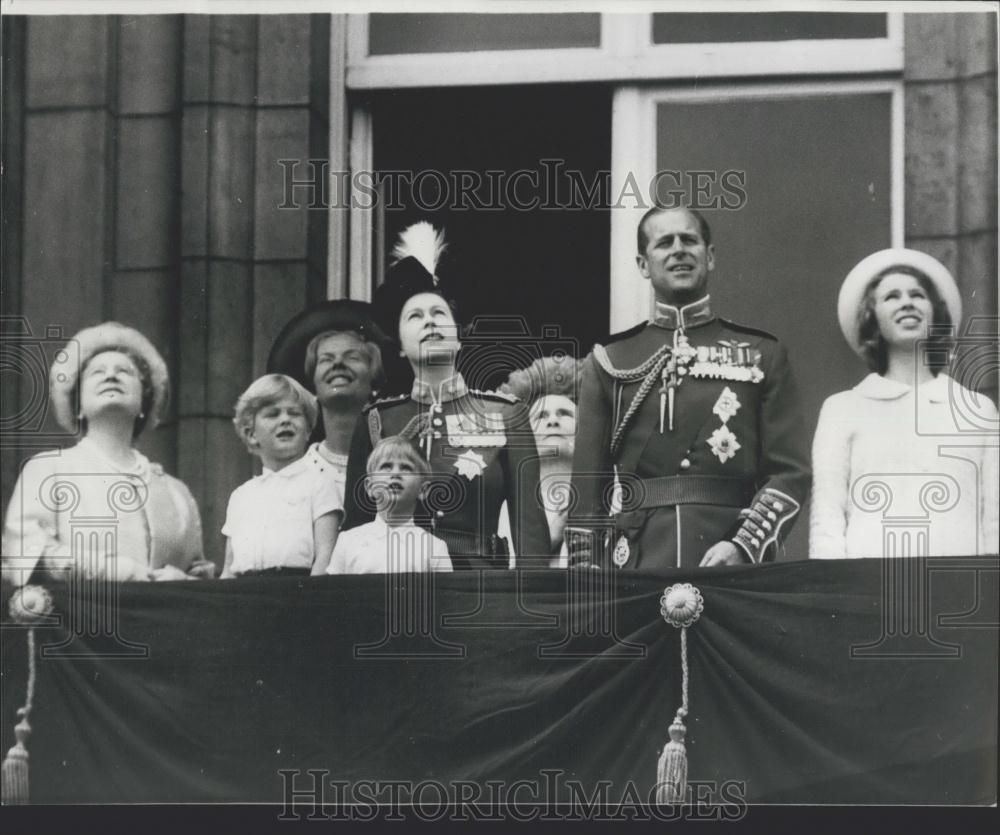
[565,526,611,567]
[731,488,801,564]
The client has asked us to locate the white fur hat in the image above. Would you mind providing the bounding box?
[49,322,170,434]
[837,248,961,355]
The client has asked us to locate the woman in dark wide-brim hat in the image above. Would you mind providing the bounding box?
[2,322,212,584]
[340,222,550,569]
[809,249,998,558]
[267,299,388,498]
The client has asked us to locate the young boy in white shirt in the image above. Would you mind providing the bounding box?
[317,436,451,575]
[221,374,342,577]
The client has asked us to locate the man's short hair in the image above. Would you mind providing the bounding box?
[637,206,712,254]
[304,328,385,390]
[366,436,431,479]
[232,373,318,451]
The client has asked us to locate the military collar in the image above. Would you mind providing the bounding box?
[411,373,469,405]
[651,295,714,330]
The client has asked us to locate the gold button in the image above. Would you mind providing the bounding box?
[436,511,444,517]
[680,458,691,470]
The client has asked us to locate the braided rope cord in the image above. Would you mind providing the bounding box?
[593,344,673,458]
[397,411,431,444]
[680,626,689,713]
[367,409,382,447]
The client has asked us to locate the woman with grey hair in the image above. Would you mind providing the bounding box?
[501,355,584,565]
[2,322,211,584]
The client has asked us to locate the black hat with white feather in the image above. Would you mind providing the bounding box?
[374,221,460,341]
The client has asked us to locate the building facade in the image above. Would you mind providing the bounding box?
[2,11,996,563]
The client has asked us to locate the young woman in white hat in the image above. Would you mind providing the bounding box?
[2,322,214,584]
[809,250,998,558]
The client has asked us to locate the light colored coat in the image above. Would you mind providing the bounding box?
[810,374,999,558]
[2,438,204,582]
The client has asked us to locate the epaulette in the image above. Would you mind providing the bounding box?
[363,393,409,413]
[717,318,779,342]
[471,388,520,404]
[602,321,648,345]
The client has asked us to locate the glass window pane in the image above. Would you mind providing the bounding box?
[369,13,601,56]
[653,92,892,555]
[652,13,887,44]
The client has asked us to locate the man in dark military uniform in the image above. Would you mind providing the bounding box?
[567,207,810,570]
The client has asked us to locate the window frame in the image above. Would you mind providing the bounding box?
[345,12,903,89]
[608,79,905,331]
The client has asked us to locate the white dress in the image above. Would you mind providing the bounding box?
[810,374,999,558]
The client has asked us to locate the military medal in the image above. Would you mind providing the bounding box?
[712,387,741,423]
[688,340,765,384]
[707,425,741,463]
[659,330,696,433]
[446,411,506,447]
[454,449,487,480]
[613,534,630,567]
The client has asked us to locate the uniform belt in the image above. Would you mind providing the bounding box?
[435,529,508,560]
[630,475,754,509]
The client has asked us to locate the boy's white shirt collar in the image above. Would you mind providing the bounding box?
[372,515,418,533]
[259,453,310,480]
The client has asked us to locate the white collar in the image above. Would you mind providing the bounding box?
[260,454,310,480]
[76,436,153,477]
[372,515,418,533]
[854,373,952,402]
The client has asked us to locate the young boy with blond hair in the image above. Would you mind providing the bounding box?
[317,436,451,575]
[222,374,342,577]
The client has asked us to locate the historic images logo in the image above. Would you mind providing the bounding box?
[278,160,748,213]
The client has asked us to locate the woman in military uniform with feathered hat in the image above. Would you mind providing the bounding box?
[341,223,550,570]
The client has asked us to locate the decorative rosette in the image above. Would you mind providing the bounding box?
[8,585,54,625]
[659,582,704,629]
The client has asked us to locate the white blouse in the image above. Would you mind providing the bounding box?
[810,374,999,558]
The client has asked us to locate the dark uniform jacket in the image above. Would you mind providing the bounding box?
[568,296,811,571]
[342,373,551,570]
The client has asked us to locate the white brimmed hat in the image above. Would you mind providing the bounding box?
[837,248,962,355]
[49,322,170,434]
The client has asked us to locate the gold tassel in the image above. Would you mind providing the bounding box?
[656,708,688,804]
[2,708,32,804]
[2,586,53,805]
[657,584,704,806]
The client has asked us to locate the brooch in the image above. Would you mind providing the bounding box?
[454,450,487,480]
[707,425,741,464]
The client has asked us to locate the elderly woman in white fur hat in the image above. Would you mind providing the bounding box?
[2,322,214,585]
[809,250,999,558]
